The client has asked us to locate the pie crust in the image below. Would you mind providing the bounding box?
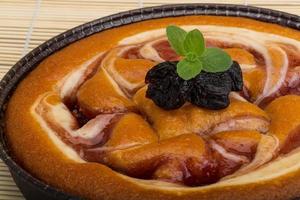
[5,16,300,200]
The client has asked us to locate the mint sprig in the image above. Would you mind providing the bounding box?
[201,48,232,72]
[166,25,233,80]
[166,26,187,55]
[177,57,203,80]
[184,29,205,56]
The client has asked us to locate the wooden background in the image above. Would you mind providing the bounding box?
[0,0,299,199]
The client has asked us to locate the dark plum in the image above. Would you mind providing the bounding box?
[189,61,243,109]
[227,61,243,91]
[145,61,243,110]
[145,61,191,110]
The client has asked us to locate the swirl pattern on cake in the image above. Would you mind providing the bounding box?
[28,25,300,186]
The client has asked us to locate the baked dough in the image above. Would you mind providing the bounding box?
[5,16,300,200]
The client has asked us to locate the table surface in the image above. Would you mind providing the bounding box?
[0,0,299,199]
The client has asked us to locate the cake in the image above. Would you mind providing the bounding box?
[5,15,300,200]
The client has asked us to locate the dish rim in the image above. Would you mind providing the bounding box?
[0,3,299,199]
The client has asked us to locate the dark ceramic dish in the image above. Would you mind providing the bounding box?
[0,4,299,200]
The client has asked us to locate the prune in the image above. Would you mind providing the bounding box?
[145,60,243,110]
[189,61,243,109]
[228,61,243,91]
[189,72,231,109]
[145,61,190,110]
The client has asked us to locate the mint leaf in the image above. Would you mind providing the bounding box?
[166,25,187,56]
[183,29,205,56]
[201,48,232,73]
[165,25,234,80]
[176,58,202,80]
[186,52,198,62]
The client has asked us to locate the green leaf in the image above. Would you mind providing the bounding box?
[166,25,187,56]
[183,29,205,56]
[185,52,198,62]
[166,25,234,80]
[176,58,203,80]
[201,48,233,73]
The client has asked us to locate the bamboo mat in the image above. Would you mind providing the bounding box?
[0,0,299,199]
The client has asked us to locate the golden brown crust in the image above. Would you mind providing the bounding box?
[265,95,300,153]
[134,87,269,139]
[77,68,136,116]
[5,16,300,200]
